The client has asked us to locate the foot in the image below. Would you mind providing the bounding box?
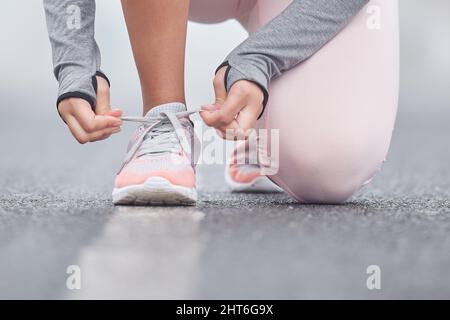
[112,103,198,205]
[225,140,283,193]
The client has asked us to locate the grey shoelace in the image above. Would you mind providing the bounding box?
[118,108,200,174]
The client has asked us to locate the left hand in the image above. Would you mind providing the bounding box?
[200,66,264,140]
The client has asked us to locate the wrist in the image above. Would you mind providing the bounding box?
[56,71,111,117]
[57,92,96,110]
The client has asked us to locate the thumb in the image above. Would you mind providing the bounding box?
[95,76,111,115]
[212,66,228,106]
[106,109,123,118]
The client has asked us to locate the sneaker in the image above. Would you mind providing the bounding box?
[112,103,199,205]
[225,139,283,193]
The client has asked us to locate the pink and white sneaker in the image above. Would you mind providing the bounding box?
[225,140,283,193]
[112,103,199,205]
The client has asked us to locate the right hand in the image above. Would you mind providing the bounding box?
[57,76,122,144]
[200,66,264,140]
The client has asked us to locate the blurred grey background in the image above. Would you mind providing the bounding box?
[0,1,449,299]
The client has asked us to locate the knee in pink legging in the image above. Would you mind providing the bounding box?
[190,0,399,203]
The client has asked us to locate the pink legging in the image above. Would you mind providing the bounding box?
[190,0,399,203]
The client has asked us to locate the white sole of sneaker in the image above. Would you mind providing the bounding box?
[224,166,284,193]
[112,177,197,205]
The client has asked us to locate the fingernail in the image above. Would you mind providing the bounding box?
[201,105,212,111]
[202,104,220,111]
[108,109,122,117]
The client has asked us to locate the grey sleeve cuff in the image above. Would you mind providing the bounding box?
[223,58,269,94]
[56,66,97,106]
[56,71,110,110]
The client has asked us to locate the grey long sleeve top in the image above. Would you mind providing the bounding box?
[44,0,107,109]
[44,0,368,111]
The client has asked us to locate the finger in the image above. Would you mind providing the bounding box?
[216,83,263,140]
[200,92,245,128]
[199,108,242,140]
[65,115,91,144]
[106,108,123,118]
[213,67,228,105]
[95,76,111,115]
[214,104,258,141]
[72,103,121,133]
[66,115,121,144]
[219,102,262,140]
[201,104,221,112]
[235,102,262,133]
[88,126,122,142]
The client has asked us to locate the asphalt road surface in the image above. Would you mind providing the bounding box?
[0,107,449,299]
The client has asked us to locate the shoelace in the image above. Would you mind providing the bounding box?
[118,107,201,173]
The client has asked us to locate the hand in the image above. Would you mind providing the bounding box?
[200,66,264,140]
[58,76,122,144]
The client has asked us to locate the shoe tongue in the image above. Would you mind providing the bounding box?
[134,103,186,155]
[145,102,186,118]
